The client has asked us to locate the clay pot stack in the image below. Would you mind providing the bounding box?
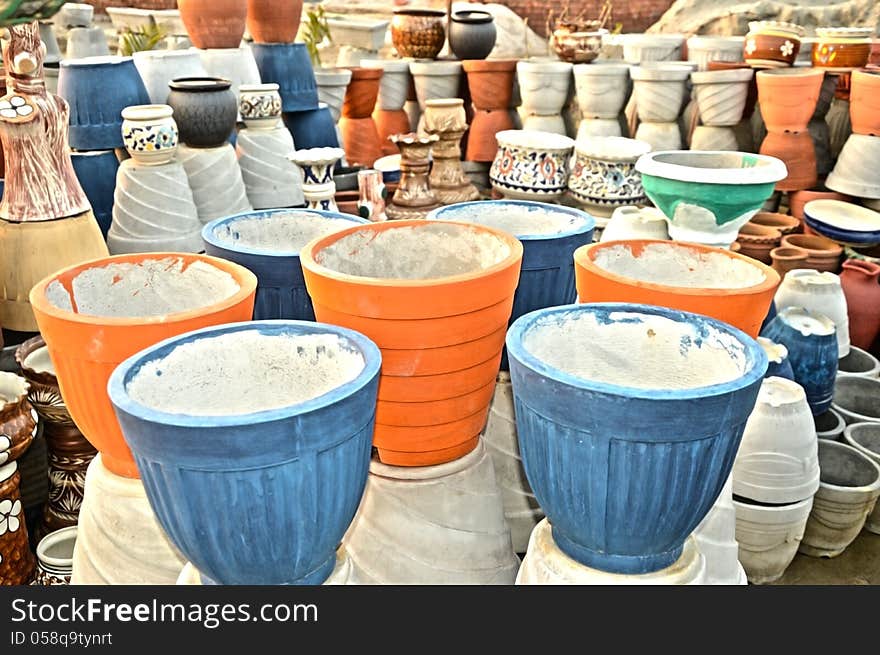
[363,59,412,157]
[463,60,517,163]
[338,66,384,168]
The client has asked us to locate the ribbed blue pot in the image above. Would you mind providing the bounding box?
[70,150,119,238]
[57,56,150,150]
[507,303,767,574]
[202,210,368,321]
[108,321,381,585]
[761,309,839,415]
[251,43,319,112]
[282,106,339,150]
[428,200,596,370]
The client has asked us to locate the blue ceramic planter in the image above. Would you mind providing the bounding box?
[507,303,767,574]
[57,56,150,150]
[282,105,339,150]
[761,307,839,415]
[428,200,596,369]
[108,320,381,585]
[251,43,318,112]
[202,210,368,321]
[70,150,119,238]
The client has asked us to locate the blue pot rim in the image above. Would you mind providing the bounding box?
[803,214,880,246]
[425,200,596,241]
[506,302,767,401]
[202,209,369,259]
[108,320,382,428]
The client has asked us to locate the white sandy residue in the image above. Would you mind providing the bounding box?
[212,212,357,252]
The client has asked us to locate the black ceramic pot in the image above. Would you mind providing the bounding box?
[167,77,238,148]
[449,10,497,61]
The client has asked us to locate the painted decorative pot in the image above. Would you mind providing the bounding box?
[246,0,304,44]
[843,422,880,532]
[574,240,780,338]
[744,21,805,68]
[202,209,368,321]
[572,62,631,120]
[132,50,208,105]
[57,56,151,150]
[635,150,788,248]
[70,150,118,238]
[551,26,608,64]
[567,137,652,216]
[449,10,497,61]
[732,496,813,584]
[300,220,523,466]
[427,200,595,369]
[121,104,179,166]
[507,302,767,574]
[237,83,282,130]
[32,525,76,585]
[850,70,880,137]
[780,234,843,273]
[832,376,880,425]
[178,0,247,50]
[774,268,850,357]
[757,336,795,380]
[840,259,880,350]
[250,43,318,112]
[756,68,825,134]
[0,372,36,466]
[391,8,446,60]
[837,346,880,379]
[490,130,575,201]
[29,254,258,479]
[282,104,339,150]
[0,462,35,585]
[812,28,872,72]
[761,307,839,415]
[108,321,381,585]
[516,60,573,117]
[167,77,237,148]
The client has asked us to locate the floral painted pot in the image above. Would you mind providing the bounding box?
[32,525,76,585]
[0,462,35,585]
[0,372,36,466]
[246,0,303,44]
[812,28,872,72]
[178,0,247,50]
[761,307,839,415]
[391,8,446,60]
[167,77,237,148]
[507,302,767,573]
[759,131,816,193]
[744,21,805,68]
[490,130,575,201]
[635,150,788,247]
[449,10,497,61]
[850,70,880,136]
[832,376,880,425]
[780,234,843,272]
[840,259,880,350]
[238,83,282,130]
[121,104,179,166]
[574,240,780,338]
[108,320,381,585]
[843,422,880,532]
[774,268,850,357]
[804,199,880,247]
[202,209,368,321]
[756,68,825,134]
[300,220,523,467]
[29,254,258,479]
[567,137,652,216]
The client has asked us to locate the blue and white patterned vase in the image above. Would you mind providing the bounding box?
[490,129,575,201]
[289,147,345,212]
[121,104,179,166]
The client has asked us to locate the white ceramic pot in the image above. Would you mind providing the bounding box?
[837,346,880,379]
[409,60,463,110]
[133,49,208,105]
[33,526,77,585]
[198,46,262,109]
[799,440,880,557]
[57,2,94,28]
[314,68,353,123]
[635,121,682,151]
[39,22,61,65]
[691,68,754,127]
[152,9,188,37]
[572,62,631,119]
[490,129,575,201]
[238,83,282,130]
[121,104,179,167]
[600,205,669,242]
[690,476,748,585]
[826,134,880,200]
[567,136,652,215]
[106,7,155,32]
[325,16,390,52]
[65,26,111,60]
[630,63,691,123]
[774,269,850,358]
[177,143,253,224]
[691,125,739,151]
[843,422,880,533]
[832,376,880,425]
[733,377,820,504]
[815,408,846,441]
[733,496,813,584]
[236,125,305,210]
[619,33,686,64]
[361,59,410,111]
[576,117,622,140]
[687,36,746,71]
[516,60,573,117]
[521,113,567,136]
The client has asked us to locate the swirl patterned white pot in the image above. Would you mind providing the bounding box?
[567,136,652,216]
[490,129,575,201]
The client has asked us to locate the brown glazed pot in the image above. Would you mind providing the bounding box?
[0,463,35,585]
[342,67,382,119]
[0,372,36,465]
[770,246,809,276]
[736,222,782,264]
[788,189,851,220]
[781,233,843,273]
[759,131,817,192]
[744,33,801,68]
[750,211,800,236]
[246,0,304,44]
[391,8,446,60]
[178,0,248,50]
[463,59,515,110]
[840,259,880,350]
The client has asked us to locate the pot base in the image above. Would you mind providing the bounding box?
[178,143,253,224]
[690,476,748,584]
[576,118,622,140]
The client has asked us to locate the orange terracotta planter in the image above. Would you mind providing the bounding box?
[759,131,817,192]
[300,220,523,466]
[178,0,248,50]
[246,0,303,44]
[467,109,516,163]
[756,68,825,134]
[339,116,383,168]
[750,211,800,235]
[574,240,781,338]
[850,69,880,136]
[463,59,516,110]
[788,189,851,220]
[373,108,410,156]
[29,254,258,479]
[342,67,382,119]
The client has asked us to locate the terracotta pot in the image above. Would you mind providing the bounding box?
[467,109,515,163]
[339,116,383,168]
[736,222,782,264]
[246,0,303,44]
[463,59,515,111]
[850,70,880,137]
[840,259,880,350]
[300,220,524,466]
[788,189,851,220]
[781,234,843,273]
[756,68,824,134]
[0,462,35,585]
[751,211,800,236]
[0,372,36,466]
[342,67,383,119]
[759,131,817,193]
[391,8,446,60]
[178,0,247,50]
[29,254,258,479]
[770,246,810,276]
[373,109,410,156]
[574,240,781,338]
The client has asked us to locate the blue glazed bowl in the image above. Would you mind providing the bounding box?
[251,43,319,112]
[202,209,368,321]
[282,105,339,150]
[428,200,595,369]
[761,307,839,415]
[108,320,381,585]
[70,150,119,239]
[803,199,880,247]
[507,303,767,574]
[57,56,150,150]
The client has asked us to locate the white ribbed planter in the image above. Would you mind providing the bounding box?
[108,159,203,254]
[635,121,682,151]
[198,47,262,109]
[517,520,707,585]
[733,496,813,584]
[691,68,753,127]
[236,126,304,210]
[600,206,669,242]
[799,440,880,558]
[483,373,543,554]
[362,59,410,111]
[619,33,686,64]
[573,62,631,120]
[630,64,690,123]
[576,118,621,140]
[826,134,880,200]
[314,68,352,123]
[690,476,747,585]
[72,455,186,585]
[843,423,880,533]
[343,440,520,584]
[691,126,739,151]
[774,269,850,358]
[409,61,463,112]
[686,36,746,71]
[65,26,111,60]
[178,143,252,224]
[133,50,208,105]
[733,377,820,504]
[516,60,573,117]
[837,346,880,379]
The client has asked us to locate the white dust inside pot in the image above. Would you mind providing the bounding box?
[126,331,366,416]
[23,346,55,376]
[593,243,767,289]
[211,211,357,253]
[523,309,749,390]
[0,371,28,404]
[315,223,511,280]
[438,204,588,237]
[45,257,241,317]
